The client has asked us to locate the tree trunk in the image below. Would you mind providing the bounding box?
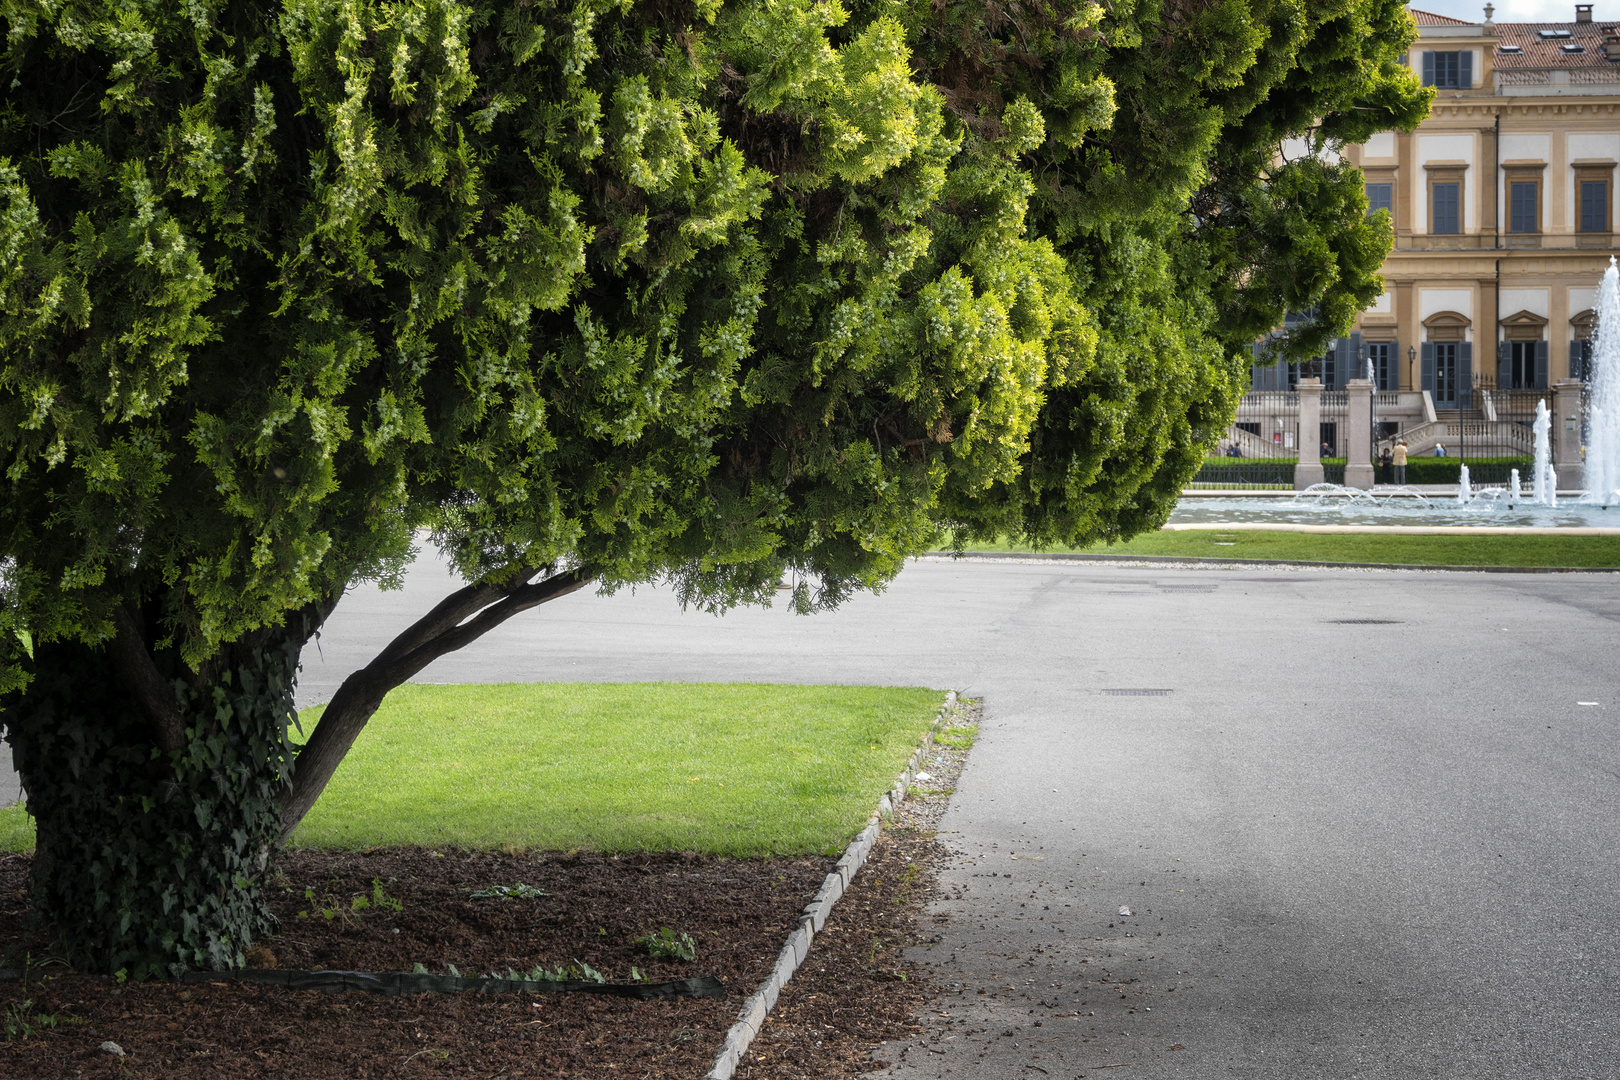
[0,564,593,975]
[1,616,309,977]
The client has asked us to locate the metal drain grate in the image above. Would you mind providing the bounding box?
[1101,688,1173,697]
[1331,619,1403,625]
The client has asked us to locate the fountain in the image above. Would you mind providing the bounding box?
[1457,463,1471,504]
[1583,256,1620,504]
[1532,399,1554,506]
[1510,468,1520,507]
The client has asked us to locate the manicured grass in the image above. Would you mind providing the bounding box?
[942,529,1620,567]
[291,682,942,856]
[0,684,944,857]
[0,802,32,854]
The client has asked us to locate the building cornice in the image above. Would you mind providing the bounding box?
[1382,251,1620,279]
[1426,100,1620,119]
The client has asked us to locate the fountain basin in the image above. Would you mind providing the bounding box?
[1169,485,1620,528]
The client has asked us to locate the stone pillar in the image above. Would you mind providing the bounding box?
[1553,377,1585,490]
[1396,282,1417,390]
[1345,379,1376,489]
[1295,378,1324,489]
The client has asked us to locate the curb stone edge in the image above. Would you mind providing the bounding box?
[701,689,959,1080]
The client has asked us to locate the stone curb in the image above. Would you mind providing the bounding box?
[702,690,958,1080]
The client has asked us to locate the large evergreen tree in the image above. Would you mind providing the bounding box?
[0,0,1426,976]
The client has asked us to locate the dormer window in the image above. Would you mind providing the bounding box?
[1539,28,1573,38]
[1422,51,1473,88]
[1499,44,1523,53]
[1564,43,1587,52]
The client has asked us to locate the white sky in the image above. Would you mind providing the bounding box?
[1409,0,1610,24]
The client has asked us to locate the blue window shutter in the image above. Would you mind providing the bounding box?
[1460,341,1473,410]
[1421,342,1436,392]
[1581,181,1608,233]
[1535,340,1549,389]
[1350,332,1362,382]
[1333,337,1349,388]
[1460,49,1473,88]
[1497,339,1510,389]
[1422,52,1435,86]
[1432,183,1460,234]
[1510,183,1538,233]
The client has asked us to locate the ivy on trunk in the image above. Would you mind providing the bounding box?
[5,616,308,976]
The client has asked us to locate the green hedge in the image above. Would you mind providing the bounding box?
[1401,456,1533,484]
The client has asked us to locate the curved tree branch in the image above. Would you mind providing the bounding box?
[108,605,186,754]
[278,564,598,837]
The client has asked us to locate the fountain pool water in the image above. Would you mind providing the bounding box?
[1170,484,1617,528]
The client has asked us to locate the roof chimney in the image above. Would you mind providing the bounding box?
[1578,3,1594,21]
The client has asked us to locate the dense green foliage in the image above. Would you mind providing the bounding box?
[0,0,1427,973]
[0,0,1427,674]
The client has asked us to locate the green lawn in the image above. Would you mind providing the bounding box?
[942,529,1620,567]
[0,802,30,854]
[0,683,943,857]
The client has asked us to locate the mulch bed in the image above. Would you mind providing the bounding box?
[0,708,974,1079]
[729,805,944,1079]
[0,826,951,1080]
[0,849,829,1078]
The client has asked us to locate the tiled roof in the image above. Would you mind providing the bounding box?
[1410,8,1473,25]
[1494,21,1619,68]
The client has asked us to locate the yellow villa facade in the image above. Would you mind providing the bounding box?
[1231,4,1620,487]
[1346,4,1620,398]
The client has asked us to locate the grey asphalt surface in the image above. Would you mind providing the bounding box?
[7,553,1619,1079]
[0,750,17,808]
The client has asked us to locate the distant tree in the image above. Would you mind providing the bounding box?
[0,0,1425,975]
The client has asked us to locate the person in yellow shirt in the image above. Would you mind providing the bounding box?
[1392,440,1408,485]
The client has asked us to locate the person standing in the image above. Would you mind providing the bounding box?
[1392,440,1407,484]
[1434,443,1446,457]
[1379,446,1393,484]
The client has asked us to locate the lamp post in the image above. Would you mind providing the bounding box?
[1408,344,1417,394]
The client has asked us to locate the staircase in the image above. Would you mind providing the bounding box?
[1379,410,1535,457]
